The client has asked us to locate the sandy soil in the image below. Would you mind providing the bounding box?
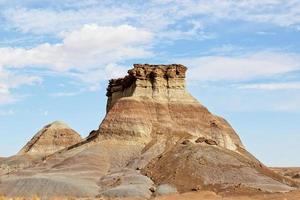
[2,190,299,200]
[153,190,300,200]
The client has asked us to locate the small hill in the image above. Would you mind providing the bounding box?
[18,121,82,156]
[0,121,82,176]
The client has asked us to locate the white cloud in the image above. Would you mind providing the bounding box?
[163,0,300,28]
[0,24,152,90]
[3,7,136,34]
[0,68,41,87]
[0,24,152,104]
[239,82,300,90]
[50,91,82,97]
[0,84,15,104]
[0,68,41,104]
[4,0,299,43]
[70,64,128,91]
[206,44,244,55]
[181,51,300,81]
[0,24,152,70]
[0,109,14,116]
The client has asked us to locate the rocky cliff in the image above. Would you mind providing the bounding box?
[106,64,190,111]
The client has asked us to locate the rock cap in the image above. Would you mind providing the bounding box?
[106,64,187,97]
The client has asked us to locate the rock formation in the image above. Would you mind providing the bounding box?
[18,121,82,156]
[0,121,82,176]
[0,64,298,199]
[97,64,243,151]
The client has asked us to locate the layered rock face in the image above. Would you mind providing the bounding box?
[18,121,82,156]
[105,64,191,111]
[99,64,243,151]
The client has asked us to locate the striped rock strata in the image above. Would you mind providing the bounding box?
[97,64,243,151]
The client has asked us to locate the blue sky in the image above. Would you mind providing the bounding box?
[0,0,300,166]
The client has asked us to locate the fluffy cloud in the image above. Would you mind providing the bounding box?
[71,64,128,91]
[3,0,300,37]
[3,7,136,34]
[0,24,152,70]
[181,51,300,81]
[0,24,152,102]
[153,0,300,28]
[0,68,41,104]
[0,24,152,91]
[0,84,14,104]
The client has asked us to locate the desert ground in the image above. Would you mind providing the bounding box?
[1,190,300,200]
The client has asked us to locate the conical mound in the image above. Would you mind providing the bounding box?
[18,121,82,156]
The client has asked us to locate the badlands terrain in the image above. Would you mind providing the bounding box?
[0,64,299,199]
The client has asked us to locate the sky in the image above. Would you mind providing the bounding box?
[0,0,299,167]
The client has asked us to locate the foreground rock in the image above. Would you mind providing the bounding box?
[97,168,154,198]
[143,142,294,193]
[0,64,298,198]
